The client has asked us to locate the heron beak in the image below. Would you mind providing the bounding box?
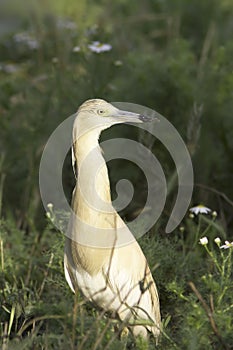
[113,109,157,123]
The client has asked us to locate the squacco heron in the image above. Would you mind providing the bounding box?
[64,99,161,341]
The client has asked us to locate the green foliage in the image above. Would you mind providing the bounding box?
[1,212,232,349]
[0,0,233,349]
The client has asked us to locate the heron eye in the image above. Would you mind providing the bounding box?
[97,109,105,115]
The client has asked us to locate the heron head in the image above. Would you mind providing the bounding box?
[77,99,153,126]
[73,99,157,163]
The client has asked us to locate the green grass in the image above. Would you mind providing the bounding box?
[0,212,232,349]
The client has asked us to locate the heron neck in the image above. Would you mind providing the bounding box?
[70,128,133,246]
[75,130,112,209]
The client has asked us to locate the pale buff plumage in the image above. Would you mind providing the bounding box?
[64,99,161,340]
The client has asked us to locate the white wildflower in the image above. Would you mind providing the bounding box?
[88,41,112,53]
[46,203,54,222]
[47,203,53,210]
[189,204,211,215]
[114,60,123,66]
[46,211,51,219]
[199,237,208,245]
[73,46,81,52]
[220,241,233,249]
[214,237,221,245]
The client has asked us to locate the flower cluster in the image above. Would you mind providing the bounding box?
[199,236,233,249]
[46,203,54,222]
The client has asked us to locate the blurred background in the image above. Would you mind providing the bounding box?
[0,0,233,349]
[0,0,233,231]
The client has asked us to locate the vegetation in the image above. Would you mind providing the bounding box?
[0,0,232,349]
